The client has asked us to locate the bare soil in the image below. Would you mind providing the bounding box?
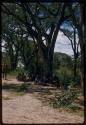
[2,79,84,124]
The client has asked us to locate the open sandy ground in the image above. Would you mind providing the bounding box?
[2,79,84,124]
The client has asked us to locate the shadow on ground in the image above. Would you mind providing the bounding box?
[2,82,57,94]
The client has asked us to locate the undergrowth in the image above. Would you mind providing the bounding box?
[49,89,81,111]
[16,83,30,92]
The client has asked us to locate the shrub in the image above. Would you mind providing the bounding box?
[55,67,81,89]
[8,69,19,76]
[50,90,78,110]
[16,68,27,81]
[16,83,29,92]
[74,75,81,85]
[67,103,81,111]
[56,67,72,88]
[16,73,26,81]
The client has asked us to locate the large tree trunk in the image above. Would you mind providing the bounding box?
[76,3,86,90]
[10,54,18,70]
[35,45,39,78]
[80,3,86,92]
[78,28,83,89]
[43,48,54,83]
[80,45,85,90]
[46,52,53,82]
[10,60,17,70]
[68,3,85,90]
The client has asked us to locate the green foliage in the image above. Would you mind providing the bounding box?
[54,52,73,69]
[8,69,19,76]
[16,83,29,92]
[2,52,11,73]
[49,90,79,111]
[17,68,25,74]
[55,67,81,88]
[72,75,81,85]
[56,67,71,87]
[53,53,60,70]
[67,103,81,111]
[26,57,36,80]
[16,68,27,81]
[53,52,73,84]
[2,3,82,86]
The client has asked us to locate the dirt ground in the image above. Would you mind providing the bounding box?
[2,79,84,124]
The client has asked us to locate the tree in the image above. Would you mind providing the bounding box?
[1,14,20,70]
[60,23,79,77]
[2,3,69,82]
[2,52,11,79]
[66,3,86,88]
[54,52,73,69]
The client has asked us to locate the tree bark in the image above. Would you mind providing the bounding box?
[74,53,77,77]
[43,48,54,83]
[10,59,17,70]
[78,3,86,91]
[73,28,77,78]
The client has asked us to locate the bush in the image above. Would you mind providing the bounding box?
[16,73,26,81]
[16,83,29,92]
[67,103,81,111]
[8,69,19,76]
[16,68,27,81]
[73,75,81,85]
[55,67,81,89]
[56,67,72,88]
[50,90,78,110]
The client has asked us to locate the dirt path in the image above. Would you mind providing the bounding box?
[2,79,84,124]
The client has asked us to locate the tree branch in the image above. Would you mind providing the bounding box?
[60,28,74,52]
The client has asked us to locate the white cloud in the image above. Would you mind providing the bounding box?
[54,31,74,56]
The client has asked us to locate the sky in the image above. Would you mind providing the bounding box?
[54,31,74,56]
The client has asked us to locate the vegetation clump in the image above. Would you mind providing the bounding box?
[55,67,81,89]
[49,89,81,111]
[16,83,29,92]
